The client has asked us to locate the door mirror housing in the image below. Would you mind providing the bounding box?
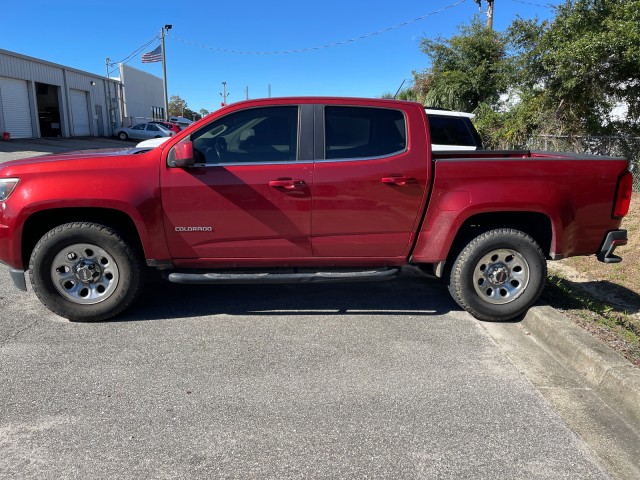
[168,141,195,168]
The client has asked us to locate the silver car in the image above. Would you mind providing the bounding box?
[114,122,173,141]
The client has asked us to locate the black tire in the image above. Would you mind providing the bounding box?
[118,131,128,140]
[29,222,144,322]
[448,228,546,322]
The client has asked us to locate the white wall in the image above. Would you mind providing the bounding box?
[119,64,164,122]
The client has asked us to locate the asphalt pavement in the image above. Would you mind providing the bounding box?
[0,137,639,478]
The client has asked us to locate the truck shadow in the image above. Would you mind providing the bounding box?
[117,273,460,322]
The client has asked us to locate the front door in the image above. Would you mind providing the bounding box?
[161,105,313,262]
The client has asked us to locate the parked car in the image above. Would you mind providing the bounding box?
[136,137,170,149]
[169,116,194,129]
[114,122,173,141]
[0,97,631,322]
[149,121,181,134]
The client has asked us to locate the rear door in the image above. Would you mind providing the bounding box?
[311,102,430,258]
[161,104,314,262]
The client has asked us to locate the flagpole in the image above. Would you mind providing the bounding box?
[161,25,172,121]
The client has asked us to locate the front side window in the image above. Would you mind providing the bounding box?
[191,106,299,165]
[324,107,406,160]
[132,124,145,131]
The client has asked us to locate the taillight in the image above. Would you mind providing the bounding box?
[613,171,633,219]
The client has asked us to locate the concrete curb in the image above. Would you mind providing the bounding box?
[523,305,640,427]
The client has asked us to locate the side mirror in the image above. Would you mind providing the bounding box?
[168,141,195,168]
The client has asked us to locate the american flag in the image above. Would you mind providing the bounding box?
[141,45,162,63]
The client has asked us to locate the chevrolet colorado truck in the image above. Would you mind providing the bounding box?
[0,97,632,322]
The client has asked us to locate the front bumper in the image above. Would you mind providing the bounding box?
[596,230,627,264]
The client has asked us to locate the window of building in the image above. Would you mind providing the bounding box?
[152,106,165,120]
[324,107,406,160]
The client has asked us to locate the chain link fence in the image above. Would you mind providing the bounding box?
[525,135,640,192]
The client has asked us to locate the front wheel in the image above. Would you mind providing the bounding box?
[448,229,547,321]
[29,222,144,321]
[118,131,128,140]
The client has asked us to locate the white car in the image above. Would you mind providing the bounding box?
[425,109,483,151]
[136,137,170,149]
[114,122,173,141]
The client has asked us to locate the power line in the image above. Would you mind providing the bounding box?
[509,0,555,8]
[168,0,468,55]
[107,35,159,76]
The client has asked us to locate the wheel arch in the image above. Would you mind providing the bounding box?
[21,208,144,269]
[445,211,553,271]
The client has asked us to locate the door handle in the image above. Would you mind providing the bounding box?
[381,176,417,186]
[269,178,306,190]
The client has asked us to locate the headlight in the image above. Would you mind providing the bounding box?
[0,178,19,201]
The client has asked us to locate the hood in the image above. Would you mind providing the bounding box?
[0,147,139,168]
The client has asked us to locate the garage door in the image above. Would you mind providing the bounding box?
[0,77,34,138]
[70,89,90,136]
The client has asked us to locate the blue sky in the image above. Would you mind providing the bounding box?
[3,0,562,113]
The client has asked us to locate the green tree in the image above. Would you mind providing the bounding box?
[380,88,419,101]
[168,95,187,117]
[510,0,640,136]
[413,17,512,112]
[411,1,640,148]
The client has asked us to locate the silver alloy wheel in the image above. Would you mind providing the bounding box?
[50,243,120,304]
[472,248,530,305]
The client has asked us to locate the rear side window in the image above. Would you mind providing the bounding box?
[428,115,479,147]
[325,107,406,160]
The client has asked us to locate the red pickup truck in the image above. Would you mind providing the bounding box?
[0,98,632,322]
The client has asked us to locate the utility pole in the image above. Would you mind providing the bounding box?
[245,86,249,100]
[161,24,172,120]
[487,0,494,30]
[220,81,229,106]
[475,0,495,29]
[105,57,113,129]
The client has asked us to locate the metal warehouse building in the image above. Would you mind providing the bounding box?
[0,48,123,139]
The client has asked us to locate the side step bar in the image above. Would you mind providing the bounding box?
[166,267,401,285]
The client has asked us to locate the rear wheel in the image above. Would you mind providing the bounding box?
[29,222,144,321]
[448,228,546,321]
